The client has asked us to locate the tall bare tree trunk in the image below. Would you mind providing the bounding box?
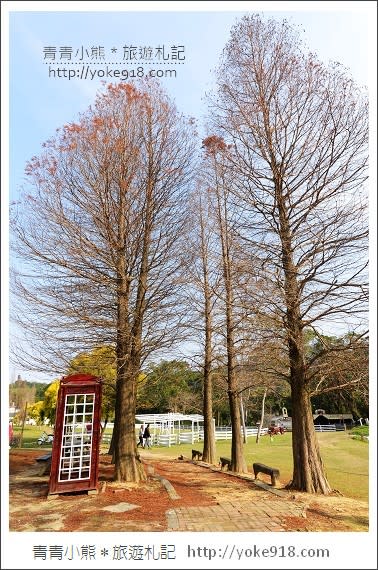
[222,194,246,472]
[203,138,247,474]
[278,187,331,493]
[226,316,246,473]
[240,395,246,444]
[202,287,216,463]
[289,381,330,492]
[114,147,154,483]
[113,192,146,481]
[199,197,217,464]
[114,362,145,482]
[202,353,216,464]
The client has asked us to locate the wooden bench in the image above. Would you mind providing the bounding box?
[36,452,52,476]
[253,462,280,486]
[191,449,203,461]
[220,456,232,471]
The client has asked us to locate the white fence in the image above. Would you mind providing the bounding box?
[156,433,178,447]
[158,424,344,444]
[102,426,269,447]
[212,427,269,440]
[314,424,345,432]
[179,432,201,444]
[101,424,345,448]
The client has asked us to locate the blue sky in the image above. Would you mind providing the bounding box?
[7,2,375,199]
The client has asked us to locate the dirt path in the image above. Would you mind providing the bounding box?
[8,449,368,532]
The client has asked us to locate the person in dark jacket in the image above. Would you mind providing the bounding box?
[143,424,151,448]
[137,425,144,447]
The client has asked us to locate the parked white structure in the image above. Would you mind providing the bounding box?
[132,413,268,446]
[135,413,205,446]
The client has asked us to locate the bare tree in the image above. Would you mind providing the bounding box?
[11,80,197,482]
[202,136,247,473]
[178,183,220,463]
[193,190,217,463]
[308,333,369,410]
[210,14,368,493]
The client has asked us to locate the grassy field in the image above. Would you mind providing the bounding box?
[11,426,368,501]
[144,431,369,501]
[10,425,54,449]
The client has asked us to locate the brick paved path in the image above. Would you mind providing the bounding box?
[166,497,305,531]
[145,456,307,532]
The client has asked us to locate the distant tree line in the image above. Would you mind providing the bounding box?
[11,330,368,427]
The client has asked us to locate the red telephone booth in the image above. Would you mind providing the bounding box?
[48,374,102,496]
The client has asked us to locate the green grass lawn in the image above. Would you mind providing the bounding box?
[12,426,368,501]
[11,425,54,449]
[145,431,369,501]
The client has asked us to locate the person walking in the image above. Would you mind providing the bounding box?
[143,424,151,448]
[137,425,144,448]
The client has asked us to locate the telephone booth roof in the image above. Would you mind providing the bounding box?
[60,373,103,386]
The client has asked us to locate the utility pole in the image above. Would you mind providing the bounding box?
[19,401,28,448]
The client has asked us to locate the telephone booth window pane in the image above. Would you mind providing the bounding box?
[74,415,84,427]
[58,392,95,482]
